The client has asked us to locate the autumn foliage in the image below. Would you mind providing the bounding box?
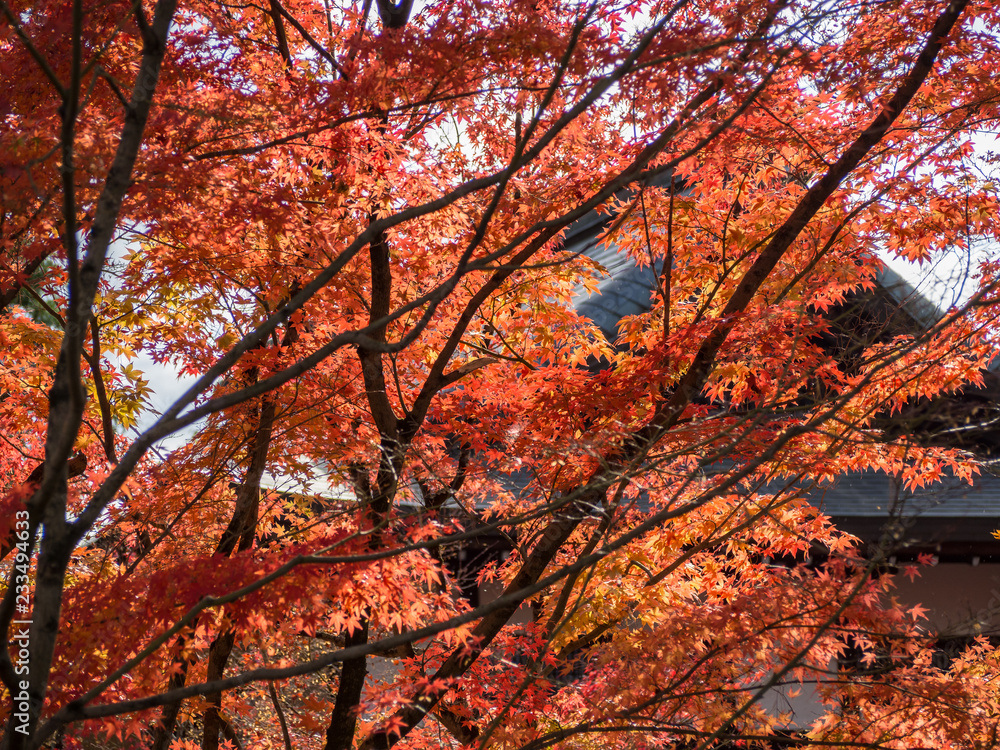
[3,0,1000,748]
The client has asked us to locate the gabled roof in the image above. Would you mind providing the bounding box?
[562,199,1000,554]
[565,207,947,344]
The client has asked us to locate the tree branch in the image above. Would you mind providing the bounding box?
[374,0,413,29]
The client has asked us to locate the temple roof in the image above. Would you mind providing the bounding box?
[562,198,1000,553]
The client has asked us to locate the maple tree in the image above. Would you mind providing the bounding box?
[3,0,1000,748]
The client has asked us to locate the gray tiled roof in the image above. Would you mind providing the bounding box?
[564,194,958,344]
[574,263,660,340]
[560,195,1000,530]
[562,213,659,340]
[809,470,1000,519]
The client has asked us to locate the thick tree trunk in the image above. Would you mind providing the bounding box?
[320,200,402,750]
[201,629,238,750]
[0,1,179,746]
[199,398,277,750]
[324,622,372,750]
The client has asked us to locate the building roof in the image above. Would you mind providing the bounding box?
[563,196,1000,554]
[565,201,949,343]
[810,471,1000,519]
